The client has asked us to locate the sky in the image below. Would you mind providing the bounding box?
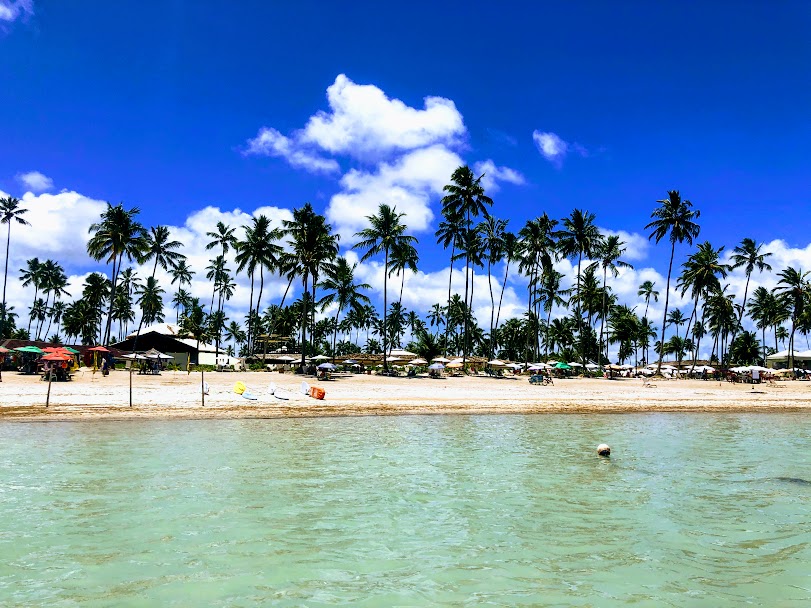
[1,1,810,352]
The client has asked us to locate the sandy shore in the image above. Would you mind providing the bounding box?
[2,368,811,421]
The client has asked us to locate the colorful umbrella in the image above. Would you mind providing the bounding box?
[555,362,572,370]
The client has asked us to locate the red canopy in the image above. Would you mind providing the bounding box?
[42,352,72,361]
[88,346,109,352]
[0,346,9,353]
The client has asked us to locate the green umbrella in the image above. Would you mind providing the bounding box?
[14,346,44,354]
[63,346,80,354]
[555,361,572,370]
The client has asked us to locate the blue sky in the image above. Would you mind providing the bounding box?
[1,1,810,344]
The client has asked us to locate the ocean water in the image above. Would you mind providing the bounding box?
[0,414,809,607]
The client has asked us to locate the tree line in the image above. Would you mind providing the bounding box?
[2,172,809,371]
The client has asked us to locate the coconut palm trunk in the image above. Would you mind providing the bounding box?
[443,244,455,357]
[656,242,676,375]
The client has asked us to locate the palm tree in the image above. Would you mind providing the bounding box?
[441,166,493,364]
[519,214,559,361]
[87,203,148,343]
[388,240,419,312]
[282,203,339,368]
[493,230,519,354]
[224,320,246,355]
[536,270,570,357]
[171,288,191,323]
[353,204,416,372]
[135,276,166,326]
[435,208,465,356]
[677,241,728,367]
[480,215,507,357]
[638,281,659,320]
[596,235,632,362]
[729,238,773,328]
[178,298,211,406]
[555,209,601,365]
[748,286,779,364]
[0,197,29,342]
[206,221,237,258]
[666,309,687,339]
[318,257,371,362]
[19,258,43,336]
[645,191,701,374]
[775,267,811,374]
[170,259,194,289]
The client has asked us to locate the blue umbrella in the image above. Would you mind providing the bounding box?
[318,362,336,370]
[428,363,445,370]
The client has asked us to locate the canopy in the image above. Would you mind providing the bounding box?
[446,362,463,369]
[606,364,624,370]
[428,363,445,370]
[144,348,173,360]
[555,362,572,370]
[317,362,336,370]
[409,358,428,365]
[121,353,148,360]
[0,346,9,353]
[527,364,546,371]
[585,363,599,369]
[88,346,109,352]
[343,359,358,365]
[310,355,329,361]
[41,352,72,361]
[14,345,44,354]
[766,349,811,361]
[568,362,583,368]
[487,359,506,366]
[275,355,297,361]
[432,357,451,363]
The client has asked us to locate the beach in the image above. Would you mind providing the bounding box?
[2,370,811,421]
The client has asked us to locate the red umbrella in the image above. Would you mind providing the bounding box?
[88,346,110,352]
[42,352,72,361]
[0,346,9,353]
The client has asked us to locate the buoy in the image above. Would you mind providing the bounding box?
[597,443,611,457]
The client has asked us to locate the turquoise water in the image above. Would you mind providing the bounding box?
[1,415,810,606]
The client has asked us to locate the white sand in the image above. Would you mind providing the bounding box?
[2,369,810,421]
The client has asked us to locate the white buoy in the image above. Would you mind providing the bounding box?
[597,443,611,457]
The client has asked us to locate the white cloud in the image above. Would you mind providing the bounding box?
[244,75,525,239]
[600,228,650,262]
[0,0,33,22]
[300,74,466,158]
[244,127,340,174]
[473,160,525,193]
[16,170,53,193]
[532,130,588,167]
[327,145,462,240]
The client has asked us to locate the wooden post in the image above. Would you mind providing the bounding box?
[201,368,205,407]
[45,370,52,408]
[129,364,133,407]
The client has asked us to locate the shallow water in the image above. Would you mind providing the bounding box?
[1,414,810,606]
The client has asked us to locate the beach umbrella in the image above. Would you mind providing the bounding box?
[41,352,71,361]
[121,353,148,360]
[317,362,336,370]
[428,363,444,370]
[447,361,463,369]
[343,359,358,365]
[389,349,417,358]
[14,345,44,354]
[555,362,572,370]
[527,364,546,371]
[409,358,428,365]
[546,360,558,365]
[585,363,598,369]
[276,355,297,361]
[568,362,583,368]
[487,359,506,366]
[310,355,330,361]
[432,357,451,363]
[88,346,109,352]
